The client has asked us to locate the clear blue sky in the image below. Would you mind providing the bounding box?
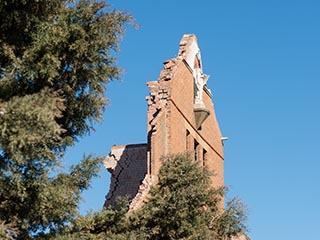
[65,1,320,239]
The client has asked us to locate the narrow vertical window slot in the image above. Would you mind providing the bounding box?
[203,149,207,167]
[194,139,199,161]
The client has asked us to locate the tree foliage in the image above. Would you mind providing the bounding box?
[134,154,248,240]
[59,154,248,240]
[55,196,131,240]
[0,0,132,238]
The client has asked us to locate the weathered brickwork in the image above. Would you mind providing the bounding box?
[104,144,149,208]
[104,34,224,211]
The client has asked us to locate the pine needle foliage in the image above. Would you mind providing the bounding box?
[0,0,132,239]
[55,196,131,240]
[58,154,248,240]
[132,153,247,240]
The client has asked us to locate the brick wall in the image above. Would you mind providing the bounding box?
[147,34,224,189]
[104,34,224,210]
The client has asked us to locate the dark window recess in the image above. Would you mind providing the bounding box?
[194,139,199,161]
[203,149,207,167]
[186,130,190,151]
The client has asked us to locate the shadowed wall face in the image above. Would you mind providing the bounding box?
[104,144,148,208]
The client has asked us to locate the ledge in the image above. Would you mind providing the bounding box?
[194,105,210,129]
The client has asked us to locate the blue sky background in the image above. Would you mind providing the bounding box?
[64,1,320,239]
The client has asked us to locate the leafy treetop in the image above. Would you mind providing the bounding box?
[0,0,132,239]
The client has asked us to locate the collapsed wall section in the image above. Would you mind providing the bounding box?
[103,144,149,209]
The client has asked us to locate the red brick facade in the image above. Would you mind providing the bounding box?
[104,34,224,211]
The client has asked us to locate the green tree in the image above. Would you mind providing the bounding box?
[59,154,248,240]
[0,0,132,238]
[55,197,133,240]
[132,154,248,240]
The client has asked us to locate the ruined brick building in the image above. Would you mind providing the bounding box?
[104,34,224,211]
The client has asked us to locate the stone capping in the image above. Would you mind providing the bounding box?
[182,58,194,73]
[204,85,213,98]
[181,59,213,100]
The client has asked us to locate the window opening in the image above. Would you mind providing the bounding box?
[203,149,207,167]
[186,130,190,151]
[194,139,199,161]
